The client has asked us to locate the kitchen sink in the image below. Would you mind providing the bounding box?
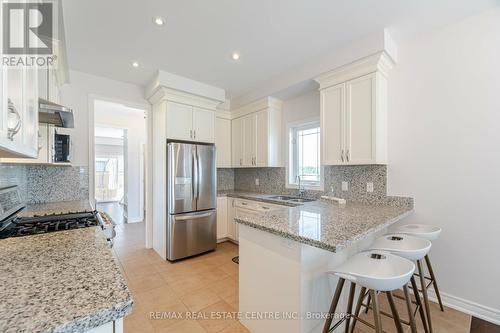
[288,198,315,203]
[270,195,316,203]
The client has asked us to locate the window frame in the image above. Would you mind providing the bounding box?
[286,118,323,191]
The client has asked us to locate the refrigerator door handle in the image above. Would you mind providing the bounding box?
[196,149,201,202]
[192,148,198,204]
[175,212,213,220]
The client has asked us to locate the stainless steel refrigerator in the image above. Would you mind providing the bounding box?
[167,142,217,261]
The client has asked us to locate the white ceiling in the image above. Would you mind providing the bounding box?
[62,0,498,100]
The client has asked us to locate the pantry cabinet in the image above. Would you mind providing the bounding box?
[231,97,282,168]
[215,117,231,168]
[166,101,215,143]
[315,52,393,165]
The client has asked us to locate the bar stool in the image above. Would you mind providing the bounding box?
[393,224,444,312]
[367,234,433,333]
[323,250,416,333]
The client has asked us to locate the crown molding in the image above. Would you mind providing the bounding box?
[148,87,221,110]
[231,96,283,119]
[314,51,394,90]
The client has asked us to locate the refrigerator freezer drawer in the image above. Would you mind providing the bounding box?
[167,210,217,261]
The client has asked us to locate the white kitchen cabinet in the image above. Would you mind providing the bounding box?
[165,101,215,143]
[83,318,123,333]
[231,117,243,167]
[0,65,39,158]
[0,124,49,164]
[166,101,193,141]
[231,97,283,168]
[216,197,228,241]
[315,52,393,165]
[215,117,231,168]
[320,83,345,165]
[226,198,238,243]
[241,113,255,167]
[193,107,215,142]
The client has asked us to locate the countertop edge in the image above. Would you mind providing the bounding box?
[235,207,414,253]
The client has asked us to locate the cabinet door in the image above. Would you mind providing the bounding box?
[216,197,228,240]
[345,73,375,164]
[254,110,268,167]
[215,117,231,168]
[231,117,243,167]
[23,67,38,155]
[4,68,26,152]
[192,107,215,143]
[321,83,345,165]
[166,101,193,141]
[242,114,255,167]
[227,199,236,240]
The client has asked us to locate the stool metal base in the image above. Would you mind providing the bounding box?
[323,280,418,333]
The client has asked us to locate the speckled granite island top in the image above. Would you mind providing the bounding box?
[19,200,94,218]
[231,193,414,253]
[0,227,132,333]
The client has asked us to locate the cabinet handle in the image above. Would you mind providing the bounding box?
[193,130,196,139]
[7,99,22,141]
[240,158,242,166]
[341,150,345,163]
[346,149,350,162]
[190,130,193,139]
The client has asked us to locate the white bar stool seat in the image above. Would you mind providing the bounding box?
[393,224,442,241]
[323,251,416,333]
[369,233,435,333]
[370,234,432,261]
[332,250,415,291]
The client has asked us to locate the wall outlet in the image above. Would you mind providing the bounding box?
[341,181,349,191]
[255,178,259,186]
[367,182,374,193]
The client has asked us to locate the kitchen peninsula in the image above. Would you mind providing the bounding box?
[234,196,413,333]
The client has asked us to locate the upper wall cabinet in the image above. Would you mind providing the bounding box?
[315,52,394,165]
[165,101,215,143]
[231,97,283,168]
[0,66,39,158]
[215,116,231,168]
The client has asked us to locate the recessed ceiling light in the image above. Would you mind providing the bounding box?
[232,53,240,60]
[153,16,166,26]
[132,61,139,68]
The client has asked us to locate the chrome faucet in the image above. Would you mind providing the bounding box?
[297,176,306,197]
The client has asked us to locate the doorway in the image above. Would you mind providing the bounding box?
[92,99,147,225]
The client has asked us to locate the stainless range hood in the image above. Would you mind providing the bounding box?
[38,98,74,128]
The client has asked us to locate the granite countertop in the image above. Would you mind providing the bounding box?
[226,191,414,253]
[19,200,94,218]
[0,227,133,333]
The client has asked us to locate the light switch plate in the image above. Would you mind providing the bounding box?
[255,178,259,186]
[367,182,374,193]
[342,181,349,191]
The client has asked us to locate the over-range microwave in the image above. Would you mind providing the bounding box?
[52,130,71,163]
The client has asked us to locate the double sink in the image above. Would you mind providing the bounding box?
[269,195,316,203]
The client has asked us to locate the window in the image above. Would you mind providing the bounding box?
[288,121,322,189]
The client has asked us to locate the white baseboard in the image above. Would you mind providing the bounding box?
[427,289,500,325]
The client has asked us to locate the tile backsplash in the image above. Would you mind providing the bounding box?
[226,165,412,206]
[0,164,89,204]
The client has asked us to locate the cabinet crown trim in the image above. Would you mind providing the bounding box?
[231,96,283,119]
[314,51,394,90]
[148,87,221,110]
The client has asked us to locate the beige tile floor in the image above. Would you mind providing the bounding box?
[113,223,471,333]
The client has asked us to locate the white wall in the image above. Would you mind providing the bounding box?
[60,70,149,166]
[95,101,146,222]
[282,90,321,185]
[387,8,500,320]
